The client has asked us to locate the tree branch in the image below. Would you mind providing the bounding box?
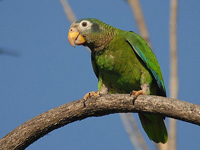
[60,0,76,23]
[169,0,179,149]
[0,94,199,149]
[120,113,142,150]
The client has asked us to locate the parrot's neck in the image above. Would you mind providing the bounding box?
[85,25,119,52]
[91,46,106,56]
[85,43,107,52]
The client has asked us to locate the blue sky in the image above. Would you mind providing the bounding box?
[0,0,200,149]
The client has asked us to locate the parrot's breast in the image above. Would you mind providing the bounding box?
[94,44,149,93]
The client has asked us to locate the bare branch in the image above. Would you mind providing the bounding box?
[126,113,150,150]
[170,0,178,100]
[126,0,151,46]
[168,0,179,150]
[60,0,76,23]
[0,94,199,149]
[120,113,142,150]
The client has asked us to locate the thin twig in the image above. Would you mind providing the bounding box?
[120,113,142,150]
[126,113,150,150]
[60,0,76,23]
[169,0,178,150]
[126,0,151,47]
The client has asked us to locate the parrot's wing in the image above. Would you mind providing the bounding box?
[126,31,166,97]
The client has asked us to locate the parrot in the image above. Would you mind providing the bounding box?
[68,18,168,144]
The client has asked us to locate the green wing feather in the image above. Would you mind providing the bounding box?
[126,31,166,97]
[126,31,168,143]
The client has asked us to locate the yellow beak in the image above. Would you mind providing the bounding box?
[68,29,86,47]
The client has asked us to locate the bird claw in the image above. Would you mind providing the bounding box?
[130,90,146,104]
[82,91,100,107]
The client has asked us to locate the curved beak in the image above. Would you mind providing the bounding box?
[68,28,86,47]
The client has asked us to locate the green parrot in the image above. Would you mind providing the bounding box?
[68,18,168,143]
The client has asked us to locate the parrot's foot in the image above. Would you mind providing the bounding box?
[83,91,100,107]
[130,90,147,104]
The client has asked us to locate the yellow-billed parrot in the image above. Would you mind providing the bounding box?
[68,18,167,143]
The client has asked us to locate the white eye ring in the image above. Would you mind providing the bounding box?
[81,21,88,27]
[80,20,91,29]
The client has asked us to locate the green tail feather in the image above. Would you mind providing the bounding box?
[138,113,168,143]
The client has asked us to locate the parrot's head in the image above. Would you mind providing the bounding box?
[68,18,115,50]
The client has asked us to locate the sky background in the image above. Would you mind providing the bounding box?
[0,0,200,150]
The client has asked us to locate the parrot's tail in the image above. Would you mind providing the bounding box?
[138,113,168,144]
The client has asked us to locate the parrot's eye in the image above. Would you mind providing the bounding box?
[80,20,91,29]
[81,22,87,27]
